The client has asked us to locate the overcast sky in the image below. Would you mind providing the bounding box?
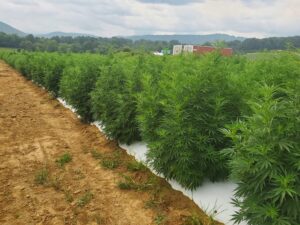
[0,0,299,38]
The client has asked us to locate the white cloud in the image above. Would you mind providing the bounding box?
[0,0,299,37]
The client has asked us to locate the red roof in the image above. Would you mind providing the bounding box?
[193,46,233,56]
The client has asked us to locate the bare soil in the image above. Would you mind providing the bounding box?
[0,61,223,225]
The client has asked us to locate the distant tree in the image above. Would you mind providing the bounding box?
[212,40,227,48]
[58,43,70,53]
[20,40,34,51]
[25,34,35,42]
[202,41,212,46]
[1,31,300,54]
[285,41,296,51]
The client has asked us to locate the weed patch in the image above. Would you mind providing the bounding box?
[49,176,62,191]
[77,190,93,207]
[183,214,203,225]
[127,161,147,172]
[64,190,74,203]
[34,168,49,185]
[56,152,72,167]
[100,151,121,169]
[154,214,167,225]
[91,149,102,159]
[118,175,157,191]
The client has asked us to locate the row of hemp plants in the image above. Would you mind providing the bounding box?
[0,49,299,225]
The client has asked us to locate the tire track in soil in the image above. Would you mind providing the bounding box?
[0,60,223,225]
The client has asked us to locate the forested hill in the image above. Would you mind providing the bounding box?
[0,21,26,36]
[0,20,299,53]
[225,36,300,52]
[37,32,96,38]
[126,34,245,44]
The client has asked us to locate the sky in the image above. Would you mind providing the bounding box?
[0,0,299,38]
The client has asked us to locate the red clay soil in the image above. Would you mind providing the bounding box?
[0,60,223,225]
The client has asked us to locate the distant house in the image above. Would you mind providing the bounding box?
[173,45,183,55]
[173,45,233,56]
[183,45,194,53]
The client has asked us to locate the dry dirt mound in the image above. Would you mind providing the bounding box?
[0,61,222,225]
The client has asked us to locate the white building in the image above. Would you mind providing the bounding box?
[173,45,183,55]
[173,45,195,55]
[183,45,194,53]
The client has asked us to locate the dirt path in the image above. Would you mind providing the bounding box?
[0,61,221,225]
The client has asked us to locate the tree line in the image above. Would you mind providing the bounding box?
[0,32,179,53]
[208,36,300,52]
[1,32,300,54]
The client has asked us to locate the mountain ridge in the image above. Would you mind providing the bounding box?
[125,34,245,44]
[0,21,26,36]
[0,21,246,43]
[36,32,96,38]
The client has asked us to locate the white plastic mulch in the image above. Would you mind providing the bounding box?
[119,142,247,225]
[57,97,247,225]
[57,98,78,115]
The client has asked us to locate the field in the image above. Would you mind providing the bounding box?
[0,61,218,225]
[245,50,300,60]
[0,49,299,225]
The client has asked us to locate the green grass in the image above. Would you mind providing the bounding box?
[34,168,49,185]
[183,214,203,225]
[56,152,72,167]
[101,158,120,169]
[64,190,74,203]
[49,176,62,191]
[100,151,121,169]
[118,181,135,190]
[144,199,161,209]
[77,191,93,207]
[73,169,85,180]
[117,175,157,191]
[91,149,102,159]
[154,214,167,225]
[127,161,147,172]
